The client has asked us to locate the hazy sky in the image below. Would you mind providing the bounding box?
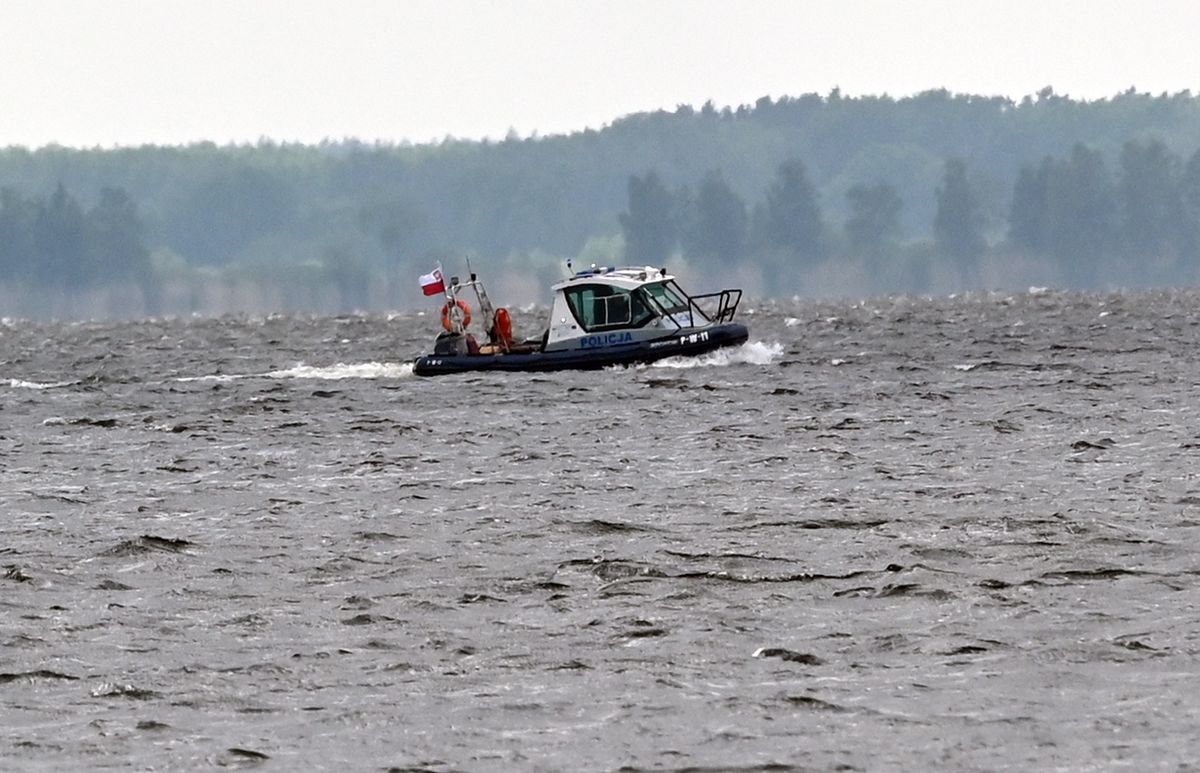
[3,0,1199,148]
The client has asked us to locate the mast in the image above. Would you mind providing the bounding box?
[465,257,500,347]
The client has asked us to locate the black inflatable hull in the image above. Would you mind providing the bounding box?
[413,323,749,376]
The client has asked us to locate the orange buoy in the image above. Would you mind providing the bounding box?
[493,307,514,346]
[441,299,471,331]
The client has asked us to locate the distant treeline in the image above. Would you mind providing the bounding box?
[623,138,1200,294]
[4,87,1200,317]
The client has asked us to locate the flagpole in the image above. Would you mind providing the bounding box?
[439,260,458,334]
[438,261,451,302]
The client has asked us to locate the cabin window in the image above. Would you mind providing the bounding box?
[640,281,690,315]
[564,284,654,331]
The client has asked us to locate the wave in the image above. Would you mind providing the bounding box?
[5,378,77,390]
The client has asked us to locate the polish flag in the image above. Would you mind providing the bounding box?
[419,268,445,296]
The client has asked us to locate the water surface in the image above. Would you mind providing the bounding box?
[3,289,1199,770]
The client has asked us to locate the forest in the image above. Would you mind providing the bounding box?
[3,87,1200,319]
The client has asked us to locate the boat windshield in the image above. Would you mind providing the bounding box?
[638,280,709,323]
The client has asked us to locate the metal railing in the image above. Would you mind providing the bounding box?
[688,289,742,324]
[641,287,742,330]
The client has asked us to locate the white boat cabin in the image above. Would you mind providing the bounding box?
[544,266,710,351]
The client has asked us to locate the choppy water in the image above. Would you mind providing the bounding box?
[3,289,1200,771]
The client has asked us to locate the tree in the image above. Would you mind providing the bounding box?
[33,183,87,289]
[1180,149,1200,266]
[1044,144,1116,286]
[845,181,902,253]
[760,159,824,262]
[619,171,676,265]
[680,170,747,268]
[86,187,151,283]
[1007,145,1117,285]
[1117,139,1182,263]
[0,187,36,282]
[933,158,985,283]
[1008,159,1052,253]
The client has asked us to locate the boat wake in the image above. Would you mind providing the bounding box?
[647,340,782,369]
[178,361,415,383]
[267,362,415,380]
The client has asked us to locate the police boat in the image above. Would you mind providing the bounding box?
[412,263,749,376]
